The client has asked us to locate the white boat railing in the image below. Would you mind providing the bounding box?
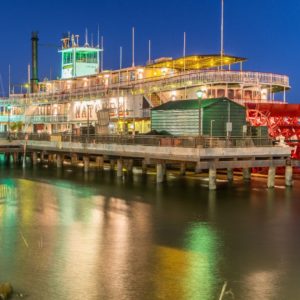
[5,70,289,105]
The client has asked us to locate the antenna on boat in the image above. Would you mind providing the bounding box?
[101,35,104,71]
[183,32,187,99]
[91,33,94,47]
[120,46,123,69]
[221,0,224,69]
[132,27,135,67]
[84,28,89,47]
[97,25,100,48]
[8,64,11,97]
[183,32,186,68]
[148,39,151,64]
[27,63,30,86]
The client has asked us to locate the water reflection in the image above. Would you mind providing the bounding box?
[0,167,299,299]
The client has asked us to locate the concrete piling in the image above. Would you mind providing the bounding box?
[285,165,293,187]
[209,167,217,190]
[180,162,186,176]
[195,161,202,174]
[267,166,276,188]
[156,163,164,183]
[56,154,62,168]
[32,152,37,165]
[227,168,233,182]
[126,159,133,174]
[243,168,251,181]
[83,156,89,173]
[71,154,78,166]
[96,156,104,169]
[110,160,115,171]
[117,159,123,177]
[142,159,147,175]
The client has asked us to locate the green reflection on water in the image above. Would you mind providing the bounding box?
[155,223,219,300]
[184,223,219,300]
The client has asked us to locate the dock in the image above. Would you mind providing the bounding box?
[0,134,294,190]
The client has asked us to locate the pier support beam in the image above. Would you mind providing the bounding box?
[227,168,233,182]
[285,165,293,187]
[110,160,115,171]
[13,152,18,164]
[96,156,104,169]
[117,159,123,177]
[243,168,251,181]
[142,160,147,175]
[267,166,276,188]
[195,161,202,174]
[180,162,186,176]
[47,154,52,164]
[41,152,45,163]
[209,167,217,190]
[156,163,165,183]
[71,154,78,166]
[83,156,89,173]
[126,159,133,174]
[5,153,10,163]
[56,154,62,168]
[32,152,37,165]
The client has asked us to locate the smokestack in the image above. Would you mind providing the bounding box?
[31,31,39,93]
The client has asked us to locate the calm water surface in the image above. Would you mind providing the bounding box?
[0,163,300,300]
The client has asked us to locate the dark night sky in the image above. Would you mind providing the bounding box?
[0,0,299,102]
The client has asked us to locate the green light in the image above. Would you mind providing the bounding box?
[196,90,204,99]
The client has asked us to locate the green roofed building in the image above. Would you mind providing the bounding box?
[151,97,246,136]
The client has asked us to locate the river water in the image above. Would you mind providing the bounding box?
[0,163,299,300]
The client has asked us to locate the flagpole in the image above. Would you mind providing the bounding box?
[132,27,135,67]
[221,0,224,70]
[183,32,187,99]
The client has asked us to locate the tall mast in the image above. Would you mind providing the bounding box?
[101,35,104,71]
[148,39,151,64]
[132,27,135,67]
[221,0,224,69]
[97,25,100,48]
[8,64,11,97]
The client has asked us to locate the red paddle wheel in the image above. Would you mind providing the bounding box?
[246,103,300,174]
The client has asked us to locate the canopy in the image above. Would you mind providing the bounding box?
[147,54,246,70]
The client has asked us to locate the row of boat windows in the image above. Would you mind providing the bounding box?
[63,52,98,64]
[207,89,264,100]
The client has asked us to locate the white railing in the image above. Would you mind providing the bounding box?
[7,70,290,104]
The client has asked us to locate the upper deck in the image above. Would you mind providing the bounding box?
[8,69,289,105]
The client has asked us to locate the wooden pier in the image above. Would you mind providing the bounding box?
[0,134,295,190]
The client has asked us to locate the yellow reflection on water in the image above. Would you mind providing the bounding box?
[155,224,219,300]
